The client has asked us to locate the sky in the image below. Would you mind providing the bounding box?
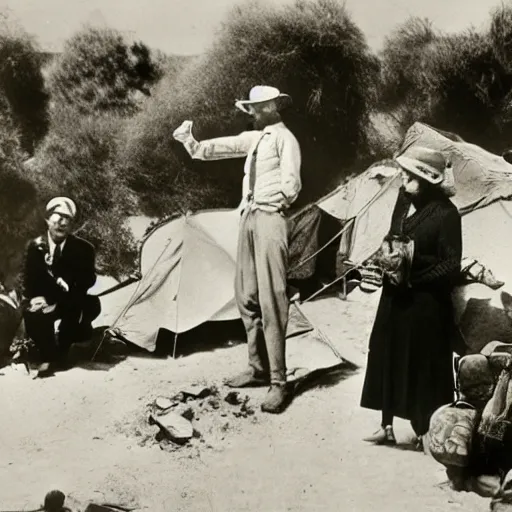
[0,0,503,55]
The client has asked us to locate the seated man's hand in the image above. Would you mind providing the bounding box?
[29,296,48,313]
[173,120,193,143]
[56,277,69,292]
[42,303,56,314]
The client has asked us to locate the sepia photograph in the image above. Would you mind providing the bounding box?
[1,0,512,510]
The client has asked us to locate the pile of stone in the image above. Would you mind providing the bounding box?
[148,385,256,447]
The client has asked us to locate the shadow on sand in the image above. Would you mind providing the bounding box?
[67,321,248,372]
[62,327,131,373]
[75,322,361,406]
[278,361,361,413]
[290,360,360,398]
[151,320,247,359]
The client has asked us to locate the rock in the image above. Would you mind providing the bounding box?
[155,396,174,411]
[241,402,255,416]
[181,385,214,399]
[173,403,195,421]
[149,412,193,443]
[169,386,215,404]
[208,398,220,410]
[173,392,187,403]
[224,391,242,405]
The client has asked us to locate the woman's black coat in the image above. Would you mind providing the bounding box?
[360,187,463,435]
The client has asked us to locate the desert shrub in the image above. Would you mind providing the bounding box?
[422,31,505,149]
[46,26,165,115]
[489,3,512,73]
[0,14,48,154]
[487,4,512,147]
[0,98,40,288]
[380,10,512,152]
[379,17,438,134]
[122,0,380,216]
[31,106,138,279]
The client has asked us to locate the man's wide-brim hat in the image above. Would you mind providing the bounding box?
[395,145,457,197]
[235,85,292,114]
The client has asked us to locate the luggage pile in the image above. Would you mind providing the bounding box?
[428,342,512,508]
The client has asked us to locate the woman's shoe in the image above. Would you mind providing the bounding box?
[363,425,397,445]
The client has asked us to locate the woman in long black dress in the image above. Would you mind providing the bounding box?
[361,145,462,449]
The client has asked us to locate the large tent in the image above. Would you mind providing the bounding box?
[94,122,512,354]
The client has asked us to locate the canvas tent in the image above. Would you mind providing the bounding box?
[317,121,512,352]
[400,123,512,352]
[94,121,512,354]
[94,163,403,353]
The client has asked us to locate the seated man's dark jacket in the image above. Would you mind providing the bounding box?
[22,233,97,308]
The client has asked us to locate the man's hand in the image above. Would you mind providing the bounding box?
[29,296,48,313]
[173,120,193,143]
[56,277,69,292]
[42,304,57,314]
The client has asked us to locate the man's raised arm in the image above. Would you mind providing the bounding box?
[173,120,258,161]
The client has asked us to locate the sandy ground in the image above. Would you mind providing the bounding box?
[0,289,489,512]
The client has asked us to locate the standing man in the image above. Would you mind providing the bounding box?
[173,85,302,413]
[22,197,100,373]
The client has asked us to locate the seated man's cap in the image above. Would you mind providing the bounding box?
[46,197,77,218]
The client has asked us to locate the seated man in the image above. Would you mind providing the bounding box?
[21,197,100,371]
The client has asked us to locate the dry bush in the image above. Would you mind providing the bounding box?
[380,10,512,152]
[0,13,48,154]
[122,0,380,216]
[0,98,40,288]
[379,17,438,133]
[46,26,165,116]
[31,106,138,279]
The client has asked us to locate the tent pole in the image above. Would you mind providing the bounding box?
[302,245,380,303]
[172,332,178,360]
[290,173,401,275]
[303,271,351,303]
[91,330,108,362]
[172,212,191,360]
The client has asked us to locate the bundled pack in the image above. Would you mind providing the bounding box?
[429,402,479,468]
[429,342,512,470]
[456,353,496,409]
